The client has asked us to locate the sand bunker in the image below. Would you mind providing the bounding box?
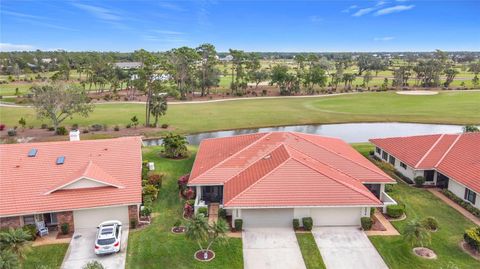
[396,90,439,95]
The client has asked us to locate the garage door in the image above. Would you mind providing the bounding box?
[73,206,129,230]
[311,207,361,226]
[242,209,293,228]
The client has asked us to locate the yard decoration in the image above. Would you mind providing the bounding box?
[404,220,436,259]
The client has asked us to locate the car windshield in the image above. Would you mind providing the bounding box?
[97,238,116,245]
[101,228,114,235]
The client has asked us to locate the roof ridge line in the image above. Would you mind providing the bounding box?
[290,132,391,180]
[287,155,380,205]
[434,133,462,168]
[224,151,292,206]
[415,134,445,168]
[223,143,289,185]
[190,132,271,180]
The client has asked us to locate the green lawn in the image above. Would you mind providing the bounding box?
[22,243,69,269]
[296,233,326,269]
[352,144,480,269]
[1,92,479,136]
[126,146,243,269]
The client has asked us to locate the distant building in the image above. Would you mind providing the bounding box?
[114,62,142,70]
[219,55,233,62]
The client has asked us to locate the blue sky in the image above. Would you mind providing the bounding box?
[1,0,479,52]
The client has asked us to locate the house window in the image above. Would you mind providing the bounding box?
[465,188,477,204]
[389,155,395,165]
[400,162,407,169]
[375,147,381,154]
[382,151,388,161]
[23,215,35,225]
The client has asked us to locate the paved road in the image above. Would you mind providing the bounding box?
[61,228,129,269]
[312,227,388,269]
[243,227,306,269]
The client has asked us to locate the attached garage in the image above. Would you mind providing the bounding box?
[242,208,293,228]
[311,207,362,226]
[73,206,129,230]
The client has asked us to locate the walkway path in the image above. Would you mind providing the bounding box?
[428,188,480,226]
[208,203,219,224]
[365,210,400,236]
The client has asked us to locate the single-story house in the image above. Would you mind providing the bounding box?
[370,132,480,209]
[0,137,143,233]
[188,132,396,229]
[114,62,142,70]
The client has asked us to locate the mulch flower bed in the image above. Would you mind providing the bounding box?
[56,232,72,239]
[385,213,407,222]
[413,247,437,259]
[460,241,480,261]
[171,226,187,234]
[194,250,215,262]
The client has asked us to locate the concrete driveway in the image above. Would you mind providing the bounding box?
[243,228,306,269]
[61,228,129,269]
[312,227,388,269]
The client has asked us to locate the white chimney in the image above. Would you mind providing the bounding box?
[69,130,80,141]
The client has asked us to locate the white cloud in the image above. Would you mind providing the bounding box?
[375,5,415,16]
[158,2,186,12]
[153,30,184,35]
[2,10,45,20]
[374,36,395,41]
[353,7,376,17]
[0,43,35,51]
[72,3,121,21]
[342,5,358,13]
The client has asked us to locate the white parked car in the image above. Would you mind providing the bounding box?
[94,220,122,255]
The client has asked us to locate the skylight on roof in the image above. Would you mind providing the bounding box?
[28,148,38,157]
[56,156,65,165]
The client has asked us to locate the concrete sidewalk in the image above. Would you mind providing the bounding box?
[428,189,480,226]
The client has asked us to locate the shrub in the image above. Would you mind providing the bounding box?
[40,123,48,129]
[173,219,182,228]
[82,129,89,134]
[56,126,67,135]
[61,223,69,235]
[22,224,37,240]
[90,124,102,132]
[141,205,152,217]
[370,207,376,218]
[130,218,138,229]
[114,125,120,131]
[0,124,5,131]
[219,208,227,219]
[422,216,439,231]
[464,227,480,252]
[184,188,195,200]
[147,173,164,188]
[162,133,189,159]
[7,128,16,136]
[234,219,243,231]
[393,170,414,184]
[292,219,300,230]
[83,261,105,269]
[71,123,79,130]
[186,199,195,206]
[47,126,55,131]
[361,217,373,230]
[387,204,405,218]
[414,176,426,187]
[197,207,208,216]
[441,189,480,218]
[126,123,132,129]
[142,184,159,200]
[302,217,313,231]
[161,124,169,129]
[183,204,193,218]
[177,174,190,190]
[385,184,393,192]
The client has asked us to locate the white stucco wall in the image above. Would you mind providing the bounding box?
[448,179,480,209]
[374,147,428,183]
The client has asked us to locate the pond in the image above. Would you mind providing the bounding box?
[143,122,464,146]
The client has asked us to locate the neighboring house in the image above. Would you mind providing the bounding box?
[114,62,142,70]
[370,133,480,209]
[0,137,143,233]
[188,132,396,229]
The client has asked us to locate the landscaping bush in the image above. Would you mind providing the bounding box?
[0,124,5,131]
[414,176,426,187]
[173,219,182,228]
[464,227,480,252]
[142,184,159,200]
[7,128,16,136]
[370,207,376,218]
[161,124,169,129]
[361,217,373,231]
[183,204,193,218]
[177,174,190,191]
[183,188,195,200]
[234,219,243,231]
[422,216,439,231]
[293,219,300,230]
[147,173,164,188]
[130,218,138,229]
[47,126,55,131]
[441,189,480,218]
[197,207,208,216]
[385,184,393,192]
[387,204,405,218]
[90,124,103,132]
[393,170,414,184]
[114,125,120,131]
[22,224,37,240]
[71,123,79,130]
[218,208,227,219]
[83,260,105,269]
[56,126,67,135]
[141,205,152,217]
[302,217,313,231]
[186,199,195,206]
[61,223,69,235]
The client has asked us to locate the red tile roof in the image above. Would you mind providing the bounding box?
[370,133,480,193]
[0,137,143,217]
[189,132,393,207]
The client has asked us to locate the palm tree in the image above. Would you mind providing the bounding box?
[0,249,19,269]
[0,228,32,260]
[185,214,229,260]
[403,220,431,247]
[149,95,168,128]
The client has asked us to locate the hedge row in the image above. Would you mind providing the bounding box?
[441,189,480,218]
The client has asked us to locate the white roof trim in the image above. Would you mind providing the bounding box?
[44,176,124,195]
